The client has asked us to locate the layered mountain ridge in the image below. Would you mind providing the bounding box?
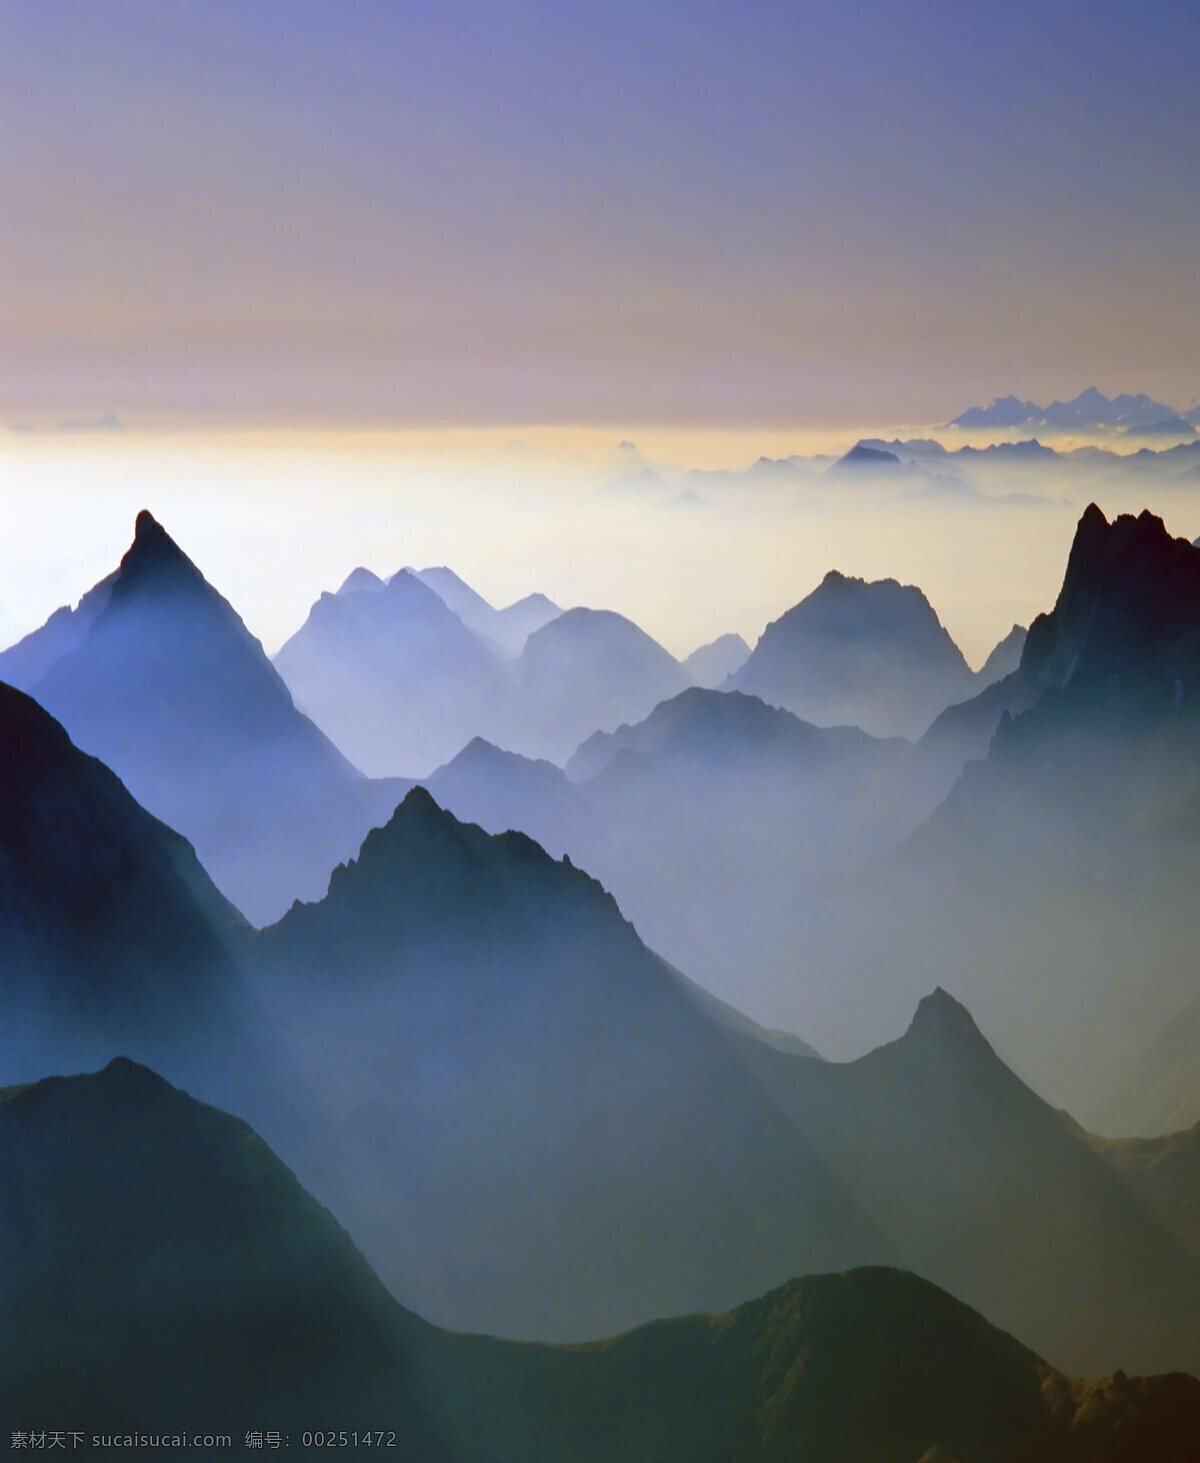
[8,1057,1200,1463]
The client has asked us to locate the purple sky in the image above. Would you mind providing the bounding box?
[3,0,1199,427]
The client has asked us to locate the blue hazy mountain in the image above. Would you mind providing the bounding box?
[409,565,562,654]
[0,568,118,689]
[729,570,979,740]
[6,512,403,924]
[12,1061,1200,1462]
[413,689,958,1012]
[408,564,499,637]
[682,630,750,686]
[276,571,676,772]
[829,442,903,470]
[976,622,1027,683]
[515,606,690,762]
[275,566,513,777]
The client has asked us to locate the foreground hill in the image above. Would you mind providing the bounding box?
[1,512,403,922]
[1,1059,448,1448]
[6,1059,1199,1463]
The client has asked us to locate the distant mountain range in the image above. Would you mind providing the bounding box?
[9,1057,1200,1461]
[947,388,1197,437]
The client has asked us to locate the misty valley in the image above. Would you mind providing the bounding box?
[9,444,1200,1460]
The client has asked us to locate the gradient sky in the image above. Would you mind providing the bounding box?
[4,0,1200,428]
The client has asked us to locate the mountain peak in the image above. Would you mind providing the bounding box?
[336,567,386,596]
[100,1054,171,1084]
[134,507,165,540]
[1021,503,1200,696]
[831,443,901,471]
[908,986,984,1041]
[112,510,206,601]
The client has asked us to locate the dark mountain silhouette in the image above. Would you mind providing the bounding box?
[0,682,312,1153]
[438,1266,1200,1463]
[10,1061,1200,1463]
[682,630,750,687]
[275,565,512,777]
[568,685,902,783]
[12,512,401,924]
[516,606,690,762]
[729,570,977,739]
[241,784,1200,1374]
[250,787,893,1339]
[0,1058,450,1450]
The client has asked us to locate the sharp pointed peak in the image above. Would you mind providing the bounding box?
[131,509,181,553]
[117,510,198,583]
